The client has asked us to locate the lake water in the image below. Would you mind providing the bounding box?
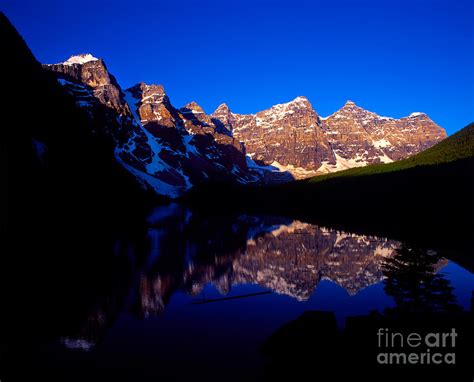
[13,203,474,381]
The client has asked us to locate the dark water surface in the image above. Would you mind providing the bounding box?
[4,204,473,381]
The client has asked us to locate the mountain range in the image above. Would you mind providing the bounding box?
[42,53,446,197]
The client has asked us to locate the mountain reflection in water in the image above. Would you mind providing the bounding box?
[58,203,468,351]
[17,203,470,382]
[140,207,403,316]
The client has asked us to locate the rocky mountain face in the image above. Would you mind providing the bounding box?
[124,83,260,189]
[44,56,274,197]
[44,53,446,197]
[319,100,447,171]
[211,97,337,178]
[44,55,145,149]
[211,98,446,176]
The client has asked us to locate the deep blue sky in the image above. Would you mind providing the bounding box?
[3,0,473,134]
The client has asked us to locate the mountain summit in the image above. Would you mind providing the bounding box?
[181,101,205,114]
[61,53,99,65]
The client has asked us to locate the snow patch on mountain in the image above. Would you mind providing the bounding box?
[121,89,194,196]
[123,90,142,126]
[372,138,392,148]
[317,154,368,173]
[258,96,311,123]
[62,54,99,66]
[117,156,186,198]
[269,161,319,179]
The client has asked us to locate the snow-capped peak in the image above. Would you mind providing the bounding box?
[270,96,310,110]
[62,54,99,66]
[409,112,425,118]
[290,96,310,105]
[214,103,230,112]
